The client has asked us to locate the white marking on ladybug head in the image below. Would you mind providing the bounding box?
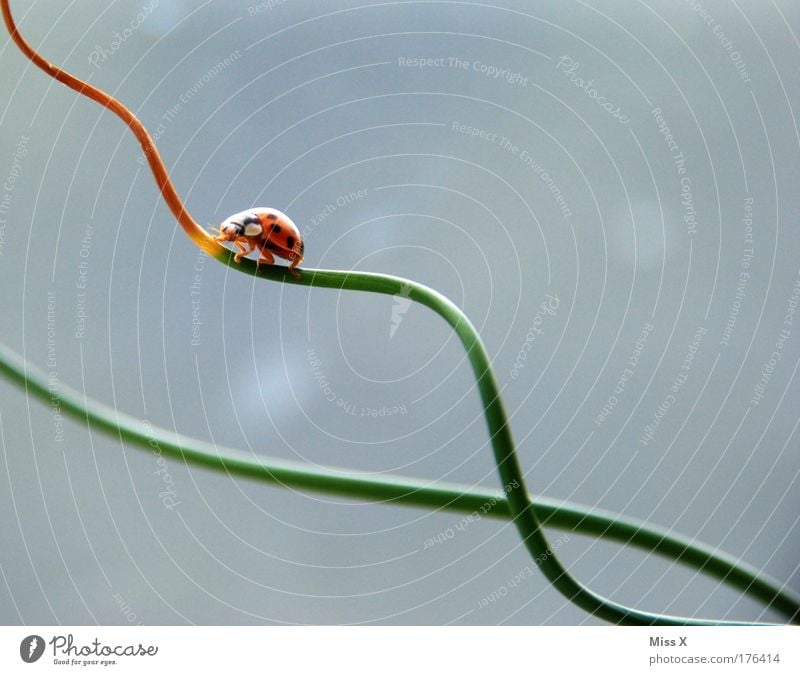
[243,222,263,237]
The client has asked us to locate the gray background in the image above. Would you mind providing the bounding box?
[0,0,798,625]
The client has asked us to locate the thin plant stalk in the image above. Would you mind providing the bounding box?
[2,0,796,625]
[2,337,799,623]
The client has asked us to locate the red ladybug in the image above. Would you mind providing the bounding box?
[212,207,304,277]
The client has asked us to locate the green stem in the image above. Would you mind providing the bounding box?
[3,253,797,624]
[4,0,794,626]
[0,0,800,625]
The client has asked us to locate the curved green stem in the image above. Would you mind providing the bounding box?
[3,0,796,625]
[232,261,800,625]
[2,256,797,624]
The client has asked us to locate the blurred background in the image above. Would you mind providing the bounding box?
[0,0,798,625]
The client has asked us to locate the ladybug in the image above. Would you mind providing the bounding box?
[212,207,304,277]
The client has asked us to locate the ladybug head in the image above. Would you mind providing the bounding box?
[214,212,264,241]
[216,218,244,240]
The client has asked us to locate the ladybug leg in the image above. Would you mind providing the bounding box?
[288,255,302,279]
[233,238,256,263]
[256,249,275,269]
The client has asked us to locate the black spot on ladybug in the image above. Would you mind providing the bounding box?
[264,241,281,252]
[266,213,279,220]
[270,224,282,234]
[286,235,296,250]
[300,240,305,254]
